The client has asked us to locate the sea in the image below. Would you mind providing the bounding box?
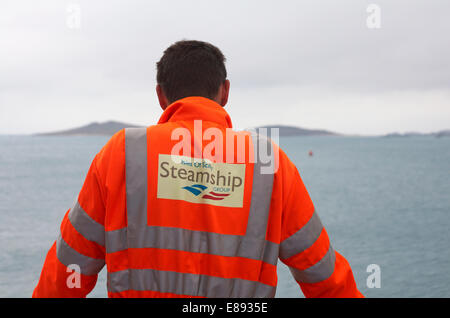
[0,134,449,298]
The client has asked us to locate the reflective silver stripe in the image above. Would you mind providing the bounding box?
[279,210,323,260]
[105,228,128,253]
[107,269,276,297]
[288,246,336,284]
[245,134,277,298]
[56,234,105,276]
[68,200,105,247]
[105,226,279,265]
[261,240,279,266]
[124,128,148,247]
[105,229,279,265]
[232,132,274,264]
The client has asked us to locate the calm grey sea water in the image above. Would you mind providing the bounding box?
[0,135,449,298]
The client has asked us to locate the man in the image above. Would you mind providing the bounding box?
[33,40,363,298]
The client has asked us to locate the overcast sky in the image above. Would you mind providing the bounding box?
[1,0,449,135]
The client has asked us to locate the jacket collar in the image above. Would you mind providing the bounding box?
[157,96,233,128]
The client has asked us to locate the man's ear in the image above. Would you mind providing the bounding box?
[156,84,169,110]
[219,79,230,107]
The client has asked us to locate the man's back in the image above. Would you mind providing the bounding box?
[33,96,363,298]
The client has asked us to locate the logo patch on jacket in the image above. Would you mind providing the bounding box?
[157,154,245,208]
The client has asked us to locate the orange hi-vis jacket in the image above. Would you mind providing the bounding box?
[33,96,363,298]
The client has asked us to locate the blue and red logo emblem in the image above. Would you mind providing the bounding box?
[182,184,230,201]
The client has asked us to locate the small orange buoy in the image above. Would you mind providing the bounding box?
[308,150,313,157]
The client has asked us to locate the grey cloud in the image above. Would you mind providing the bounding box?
[1,0,449,134]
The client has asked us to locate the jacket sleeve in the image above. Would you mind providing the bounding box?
[32,154,106,298]
[278,152,363,298]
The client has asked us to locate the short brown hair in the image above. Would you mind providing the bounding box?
[156,40,227,103]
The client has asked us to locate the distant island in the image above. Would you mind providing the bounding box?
[34,121,449,138]
[35,121,143,136]
[251,125,338,137]
[36,121,338,137]
[383,130,450,138]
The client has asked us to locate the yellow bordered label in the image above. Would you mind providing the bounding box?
[157,154,246,208]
